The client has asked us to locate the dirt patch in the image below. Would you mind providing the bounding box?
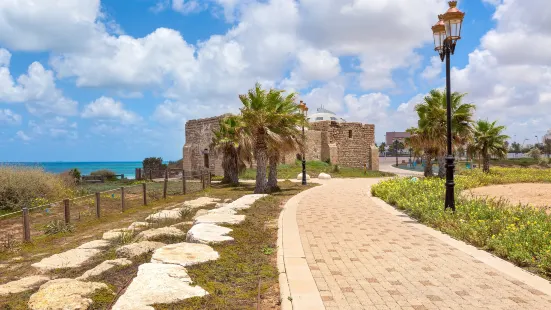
[465,183,551,212]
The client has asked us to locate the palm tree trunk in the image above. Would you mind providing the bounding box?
[254,132,268,194]
[437,155,446,178]
[221,148,232,184]
[483,148,490,173]
[267,152,279,192]
[423,153,434,177]
[229,149,239,185]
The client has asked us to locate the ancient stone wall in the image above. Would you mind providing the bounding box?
[310,121,376,169]
[183,115,229,176]
[184,115,379,176]
[305,131,322,161]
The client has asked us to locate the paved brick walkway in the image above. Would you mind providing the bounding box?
[296,179,551,309]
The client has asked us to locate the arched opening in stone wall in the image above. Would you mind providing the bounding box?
[203,149,209,169]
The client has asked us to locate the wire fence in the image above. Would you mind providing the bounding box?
[0,169,211,246]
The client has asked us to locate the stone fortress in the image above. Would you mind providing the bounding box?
[182,107,379,176]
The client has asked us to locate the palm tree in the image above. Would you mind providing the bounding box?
[472,120,509,173]
[211,115,251,185]
[406,127,438,177]
[239,83,304,193]
[415,89,475,178]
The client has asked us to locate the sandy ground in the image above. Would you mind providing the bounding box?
[466,183,551,210]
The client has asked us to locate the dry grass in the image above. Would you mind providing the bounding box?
[0,166,75,213]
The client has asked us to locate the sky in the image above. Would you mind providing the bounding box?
[1,0,550,162]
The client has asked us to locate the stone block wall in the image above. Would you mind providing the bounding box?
[305,130,322,161]
[310,121,376,169]
[183,114,229,176]
[184,115,379,176]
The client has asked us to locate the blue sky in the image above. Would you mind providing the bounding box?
[1,0,550,162]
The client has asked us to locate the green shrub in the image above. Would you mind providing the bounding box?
[43,219,74,235]
[90,169,117,180]
[372,167,551,278]
[0,166,75,212]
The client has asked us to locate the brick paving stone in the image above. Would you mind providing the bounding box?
[296,179,551,309]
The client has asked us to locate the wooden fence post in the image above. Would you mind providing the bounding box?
[95,192,101,218]
[22,207,31,242]
[163,179,168,200]
[143,183,147,206]
[201,171,206,190]
[182,169,186,195]
[64,199,70,224]
[149,170,152,181]
[121,187,125,212]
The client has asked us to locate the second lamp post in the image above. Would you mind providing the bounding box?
[431,1,465,212]
[298,101,309,186]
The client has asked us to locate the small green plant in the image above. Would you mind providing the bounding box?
[117,230,135,245]
[43,220,74,235]
[179,207,193,220]
[1,234,20,253]
[332,164,340,173]
[262,246,275,255]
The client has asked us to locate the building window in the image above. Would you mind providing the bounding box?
[316,117,323,121]
[348,130,353,138]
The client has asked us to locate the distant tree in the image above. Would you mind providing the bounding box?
[472,120,509,173]
[527,148,542,160]
[143,157,163,176]
[521,144,533,153]
[510,142,521,154]
[379,142,386,153]
[544,139,551,158]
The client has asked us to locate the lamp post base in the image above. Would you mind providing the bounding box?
[444,155,455,212]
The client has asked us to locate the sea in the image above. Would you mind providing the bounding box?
[2,162,148,179]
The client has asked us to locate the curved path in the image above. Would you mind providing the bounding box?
[379,157,423,177]
[279,178,551,309]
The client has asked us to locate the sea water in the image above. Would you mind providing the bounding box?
[2,162,145,179]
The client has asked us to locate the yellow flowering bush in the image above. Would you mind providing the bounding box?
[0,166,75,212]
[372,167,551,278]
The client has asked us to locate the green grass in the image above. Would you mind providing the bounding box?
[155,181,311,310]
[372,167,551,279]
[489,158,549,168]
[0,181,308,309]
[239,160,392,180]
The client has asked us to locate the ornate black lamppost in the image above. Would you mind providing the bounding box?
[432,1,465,212]
[298,101,309,185]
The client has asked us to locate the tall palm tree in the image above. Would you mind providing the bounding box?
[239,83,304,193]
[472,120,509,173]
[211,115,251,185]
[415,89,475,178]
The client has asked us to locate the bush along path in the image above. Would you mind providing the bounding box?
[0,181,306,309]
[372,168,551,280]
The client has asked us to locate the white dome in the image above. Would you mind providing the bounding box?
[307,108,345,123]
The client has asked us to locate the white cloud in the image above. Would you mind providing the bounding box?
[16,130,30,141]
[421,56,442,80]
[451,0,551,141]
[0,0,102,52]
[172,0,204,14]
[296,48,340,81]
[0,48,10,67]
[51,28,197,89]
[344,93,391,123]
[0,49,77,116]
[0,109,21,125]
[82,96,141,124]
